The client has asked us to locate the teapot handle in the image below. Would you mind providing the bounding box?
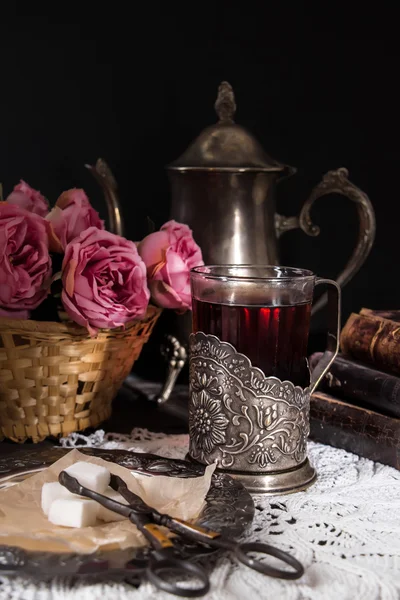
[275,168,376,313]
[85,158,125,237]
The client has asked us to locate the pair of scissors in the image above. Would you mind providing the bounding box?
[59,471,304,597]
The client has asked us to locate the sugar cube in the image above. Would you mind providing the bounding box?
[41,481,76,516]
[97,488,129,523]
[63,461,110,493]
[48,497,99,528]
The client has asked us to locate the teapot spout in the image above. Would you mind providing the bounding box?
[278,163,297,182]
[85,158,124,237]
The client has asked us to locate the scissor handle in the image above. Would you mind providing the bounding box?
[235,542,304,580]
[146,554,210,598]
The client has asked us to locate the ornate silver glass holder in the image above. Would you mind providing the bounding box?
[188,329,338,495]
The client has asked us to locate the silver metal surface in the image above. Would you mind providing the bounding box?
[310,279,341,392]
[168,82,285,172]
[302,168,376,313]
[226,459,316,495]
[188,332,313,494]
[0,447,254,579]
[169,169,281,266]
[167,82,376,313]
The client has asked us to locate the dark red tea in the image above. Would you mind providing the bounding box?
[192,299,311,387]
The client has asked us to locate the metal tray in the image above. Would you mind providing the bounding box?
[0,446,254,580]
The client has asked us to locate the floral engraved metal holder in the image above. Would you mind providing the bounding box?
[189,332,316,494]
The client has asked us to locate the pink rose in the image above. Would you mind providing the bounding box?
[62,227,150,334]
[138,220,204,311]
[46,188,104,250]
[0,203,52,318]
[6,180,49,217]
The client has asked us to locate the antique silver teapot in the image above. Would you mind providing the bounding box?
[87,83,376,404]
[167,81,376,313]
[88,82,375,315]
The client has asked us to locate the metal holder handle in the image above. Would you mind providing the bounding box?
[310,278,341,394]
[275,168,375,313]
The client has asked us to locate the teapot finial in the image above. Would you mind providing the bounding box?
[215,81,236,123]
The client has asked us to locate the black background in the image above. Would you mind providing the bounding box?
[0,3,398,375]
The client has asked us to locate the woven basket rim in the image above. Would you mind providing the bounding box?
[0,304,162,443]
[0,304,161,338]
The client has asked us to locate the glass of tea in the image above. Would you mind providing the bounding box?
[188,265,340,494]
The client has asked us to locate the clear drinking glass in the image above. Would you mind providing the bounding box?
[188,265,341,493]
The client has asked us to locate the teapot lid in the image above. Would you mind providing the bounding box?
[168,82,285,172]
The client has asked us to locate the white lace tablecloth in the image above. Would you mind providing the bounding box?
[1,428,400,600]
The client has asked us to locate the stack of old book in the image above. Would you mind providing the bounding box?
[310,308,400,469]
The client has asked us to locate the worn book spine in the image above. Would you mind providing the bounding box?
[340,310,400,375]
[310,352,400,418]
[361,308,400,322]
[310,391,400,470]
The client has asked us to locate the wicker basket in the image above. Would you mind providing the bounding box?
[0,305,161,443]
